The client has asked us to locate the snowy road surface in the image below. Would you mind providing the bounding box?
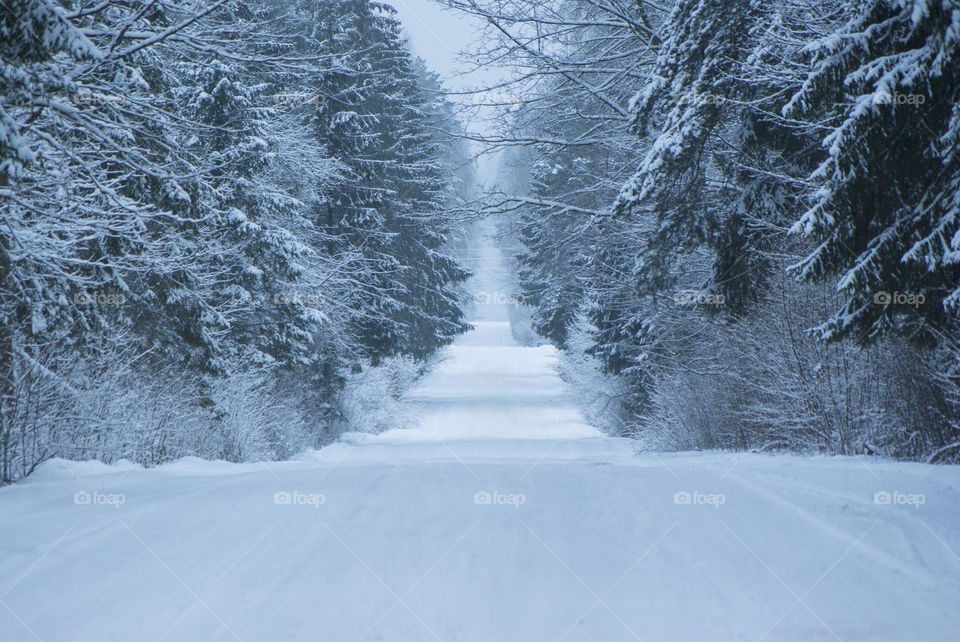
[2,317,959,641]
[2,226,960,641]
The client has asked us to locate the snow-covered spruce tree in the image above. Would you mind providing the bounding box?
[309,0,469,365]
[159,8,352,448]
[172,53,328,372]
[613,0,758,306]
[785,0,960,344]
[719,0,842,313]
[515,154,593,348]
[0,0,215,478]
[0,0,272,386]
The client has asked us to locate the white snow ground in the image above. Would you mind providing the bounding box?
[1,224,959,641]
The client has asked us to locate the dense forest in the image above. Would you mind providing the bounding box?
[3,0,959,485]
[0,0,474,483]
[457,0,960,461]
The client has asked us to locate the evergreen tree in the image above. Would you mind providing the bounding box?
[785,0,960,343]
[310,0,468,364]
[613,0,757,305]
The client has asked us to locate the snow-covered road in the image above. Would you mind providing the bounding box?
[2,227,959,641]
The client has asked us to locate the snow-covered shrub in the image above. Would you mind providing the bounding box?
[556,311,633,437]
[337,355,425,435]
[0,334,342,484]
[636,274,956,458]
[209,363,297,463]
[0,337,78,483]
[0,336,209,481]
